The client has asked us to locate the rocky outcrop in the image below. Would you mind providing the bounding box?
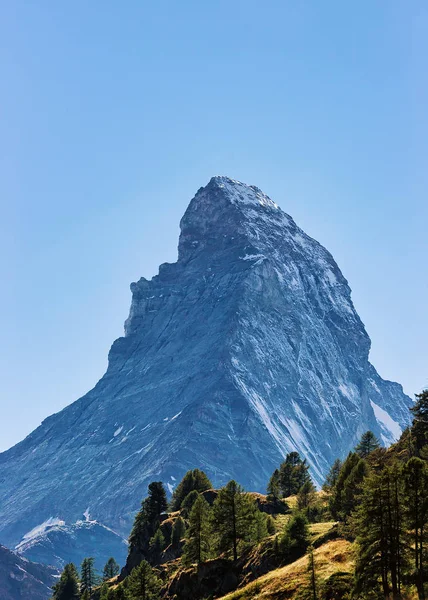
[0,176,412,567]
[165,558,239,599]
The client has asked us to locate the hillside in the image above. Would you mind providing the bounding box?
[220,538,354,600]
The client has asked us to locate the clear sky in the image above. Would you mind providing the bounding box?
[1,1,427,452]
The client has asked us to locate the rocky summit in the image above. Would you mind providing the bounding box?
[0,176,411,560]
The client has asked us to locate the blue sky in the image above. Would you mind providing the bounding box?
[1,1,427,451]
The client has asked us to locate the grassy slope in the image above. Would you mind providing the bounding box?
[219,538,354,600]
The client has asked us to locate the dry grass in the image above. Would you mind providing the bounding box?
[284,494,298,509]
[219,539,354,600]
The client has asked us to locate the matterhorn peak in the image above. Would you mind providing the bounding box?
[0,177,412,565]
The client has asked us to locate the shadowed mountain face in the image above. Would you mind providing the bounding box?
[0,177,411,556]
[0,545,57,600]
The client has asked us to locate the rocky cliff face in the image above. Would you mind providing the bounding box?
[0,176,411,561]
[0,545,57,600]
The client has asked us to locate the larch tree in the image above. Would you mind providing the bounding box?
[411,389,428,456]
[403,457,428,600]
[182,494,211,565]
[171,515,186,547]
[103,557,120,581]
[127,560,161,600]
[170,469,212,510]
[278,452,311,497]
[355,431,380,458]
[80,557,98,596]
[211,480,258,562]
[129,482,168,553]
[51,563,80,600]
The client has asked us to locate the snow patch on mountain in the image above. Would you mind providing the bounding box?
[370,400,402,445]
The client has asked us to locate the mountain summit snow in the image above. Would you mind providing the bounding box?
[0,176,411,557]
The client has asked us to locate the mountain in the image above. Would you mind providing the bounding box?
[0,544,57,600]
[0,176,411,559]
[14,517,128,572]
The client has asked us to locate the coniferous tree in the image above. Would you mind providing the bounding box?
[127,561,161,600]
[103,557,120,581]
[279,512,310,561]
[211,480,259,561]
[253,510,269,544]
[329,452,361,520]
[354,467,406,600]
[403,457,428,599]
[182,494,211,565]
[411,389,428,455]
[278,452,311,497]
[80,557,98,596]
[322,458,343,491]
[180,490,199,518]
[172,515,186,547]
[129,482,168,552]
[340,458,368,519]
[267,469,281,500]
[51,563,80,600]
[149,528,165,564]
[170,469,212,510]
[355,431,380,458]
[297,480,317,511]
[113,585,128,600]
[99,583,109,599]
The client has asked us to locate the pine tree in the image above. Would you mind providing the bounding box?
[403,457,428,600]
[297,480,317,512]
[278,512,309,561]
[278,452,311,497]
[127,561,161,600]
[340,458,368,519]
[172,515,186,547]
[211,480,258,561]
[267,469,280,501]
[411,389,428,455]
[129,482,168,552]
[354,467,406,599]
[80,557,98,596]
[180,490,199,518]
[113,585,128,600]
[329,452,365,521]
[170,469,212,510]
[182,494,211,565]
[99,583,109,599]
[51,563,80,600]
[322,458,342,491]
[355,431,380,458]
[149,528,165,564]
[103,557,120,581]
[253,510,269,543]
